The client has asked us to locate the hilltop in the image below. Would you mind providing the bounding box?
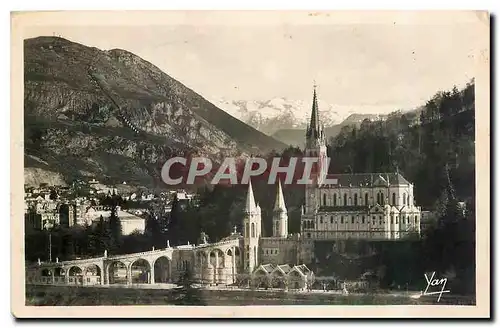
[24,37,286,187]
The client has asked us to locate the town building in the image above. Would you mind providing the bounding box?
[83,206,146,235]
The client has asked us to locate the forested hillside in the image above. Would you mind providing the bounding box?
[328,80,475,209]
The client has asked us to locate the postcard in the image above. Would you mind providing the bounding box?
[11,10,490,318]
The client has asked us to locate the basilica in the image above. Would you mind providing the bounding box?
[240,86,422,274]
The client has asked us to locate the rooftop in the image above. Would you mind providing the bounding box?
[322,173,410,187]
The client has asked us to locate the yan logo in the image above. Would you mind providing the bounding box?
[422,272,451,302]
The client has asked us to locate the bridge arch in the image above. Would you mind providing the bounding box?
[107,260,128,284]
[67,266,84,285]
[130,258,152,284]
[84,264,102,276]
[153,256,171,284]
[68,266,83,276]
[83,264,102,285]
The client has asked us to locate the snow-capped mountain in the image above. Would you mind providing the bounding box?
[211,97,349,135]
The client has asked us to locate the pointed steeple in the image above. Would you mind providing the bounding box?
[307,83,320,139]
[245,179,257,213]
[273,179,287,213]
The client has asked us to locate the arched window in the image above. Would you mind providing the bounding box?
[323,194,326,206]
[354,194,358,206]
[276,221,280,232]
[311,221,315,229]
[340,216,344,224]
[362,216,365,224]
[391,216,394,224]
[381,193,385,205]
[351,216,355,224]
[396,216,399,224]
[251,223,255,238]
[344,194,347,206]
[330,216,334,224]
[392,193,396,205]
[334,194,337,206]
[365,193,369,205]
[403,193,407,205]
[245,223,249,238]
[415,216,418,224]
[407,194,410,206]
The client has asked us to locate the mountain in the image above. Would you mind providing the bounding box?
[24,36,286,188]
[212,97,347,135]
[271,113,390,147]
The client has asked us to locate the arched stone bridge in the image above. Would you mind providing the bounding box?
[26,235,244,287]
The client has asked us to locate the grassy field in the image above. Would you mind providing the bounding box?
[25,285,475,306]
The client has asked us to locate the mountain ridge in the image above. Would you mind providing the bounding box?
[211,96,398,137]
[24,36,286,188]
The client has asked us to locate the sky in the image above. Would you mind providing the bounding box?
[22,11,484,114]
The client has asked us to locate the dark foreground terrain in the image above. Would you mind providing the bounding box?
[26,285,475,306]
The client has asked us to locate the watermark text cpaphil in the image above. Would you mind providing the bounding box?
[160,156,338,186]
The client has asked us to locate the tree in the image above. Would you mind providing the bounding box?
[94,215,112,255]
[270,275,286,289]
[173,267,205,305]
[108,196,123,254]
[49,188,58,200]
[166,195,181,245]
[145,213,165,249]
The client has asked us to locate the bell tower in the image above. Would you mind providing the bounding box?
[273,179,288,238]
[304,84,327,214]
[243,179,261,274]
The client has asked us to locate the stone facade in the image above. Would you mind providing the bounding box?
[300,87,421,242]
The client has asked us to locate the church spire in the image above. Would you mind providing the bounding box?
[273,179,287,213]
[245,179,258,213]
[307,83,320,139]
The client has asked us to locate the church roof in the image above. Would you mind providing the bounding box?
[322,173,410,187]
[278,264,291,273]
[306,86,321,139]
[292,264,311,276]
[273,179,287,213]
[260,264,275,274]
[245,179,258,214]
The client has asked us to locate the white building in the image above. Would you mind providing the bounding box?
[300,86,422,242]
[84,206,145,235]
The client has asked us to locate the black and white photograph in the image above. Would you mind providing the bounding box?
[11,10,490,318]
